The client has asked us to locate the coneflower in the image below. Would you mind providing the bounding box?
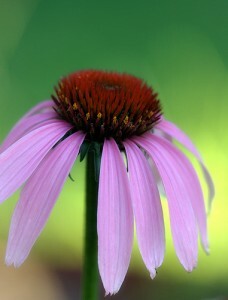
[0,70,214,297]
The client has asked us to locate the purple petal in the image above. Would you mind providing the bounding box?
[98,138,134,295]
[156,119,214,210]
[1,100,54,152]
[124,140,165,278]
[1,111,58,152]
[23,100,54,117]
[149,133,208,252]
[0,120,72,203]
[5,131,85,267]
[134,134,198,271]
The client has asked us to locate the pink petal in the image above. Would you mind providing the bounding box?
[150,133,208,252]
[124,140,165,278]
[5,131,85,266]
[1,100,54,150]
[134,134,198,271]
[156,119,214,210]
[1,111,58,152]
[0,100,54,152]
[0,120,72,203]
[98,138,134,295]
[23,100,54,117]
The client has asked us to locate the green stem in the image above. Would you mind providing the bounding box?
[82,149,99,300]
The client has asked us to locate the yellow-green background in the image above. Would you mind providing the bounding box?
[0,0,227,299]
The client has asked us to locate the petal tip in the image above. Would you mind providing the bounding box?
[204,246,210,255]
[104,288,119,297]
[150,268,157,280]
[185,261,198,272]
[5,258,12,267]
[201,238,210,255]
[5,254,23,268]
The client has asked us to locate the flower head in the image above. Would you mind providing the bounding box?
[0,70,214,295]
[52,70,161,142]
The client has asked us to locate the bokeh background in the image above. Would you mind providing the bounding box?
[0,0,227,299]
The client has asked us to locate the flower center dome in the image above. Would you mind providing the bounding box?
[52,70,162,142]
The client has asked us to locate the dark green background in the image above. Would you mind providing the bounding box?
[0,0,227,299]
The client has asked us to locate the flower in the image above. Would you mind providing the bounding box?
[0,70,214,295]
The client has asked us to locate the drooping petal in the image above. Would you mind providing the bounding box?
[98,138,134,295]
[134,134,198,271]
[124,140,165,278]
[0,120,72,203]
[22,100,54,118]
[1,111,58,152]
[155,119,214,209]
[0,100,54,152]
[5,131,85,266]
[149,133,208,252]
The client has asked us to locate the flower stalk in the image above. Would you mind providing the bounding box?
[82,148,99,300]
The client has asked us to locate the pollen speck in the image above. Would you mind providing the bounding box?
[97,112,102,119]
[86,113,90,120]
[112,116,117,125]
[123,116,129,125]
[148,111,154,118]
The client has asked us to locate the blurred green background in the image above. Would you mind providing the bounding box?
[0,0,227,299]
